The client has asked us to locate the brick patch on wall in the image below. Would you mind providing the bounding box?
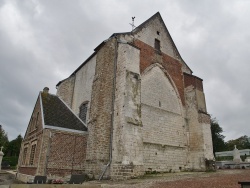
[134,39,185,105]
[18,167,37,176]
[184,73,203,92]
[47,131,87,177]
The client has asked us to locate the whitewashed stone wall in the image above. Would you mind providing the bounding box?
[202,122,214,160]
[185,85,214,170]
[196,90,207,113]
[134,17,176,58]
[71,56,96,121]
[111,42,144,179]
[143,144,187,172]
[141,65,187,171]
[134,15,191,74]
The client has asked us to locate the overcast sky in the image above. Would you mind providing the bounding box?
[0,0,250,142]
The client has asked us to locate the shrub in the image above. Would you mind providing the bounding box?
[2,156,18,167]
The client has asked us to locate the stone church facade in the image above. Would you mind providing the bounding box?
[17,12,214,181]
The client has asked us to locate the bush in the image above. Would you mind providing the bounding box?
[2,156,18,167]
[216,156,233,161]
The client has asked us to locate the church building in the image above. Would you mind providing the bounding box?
[17,12,214,181]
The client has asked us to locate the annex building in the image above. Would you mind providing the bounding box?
[17,12,214,181]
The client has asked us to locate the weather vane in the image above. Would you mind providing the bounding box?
[129,16,136,31]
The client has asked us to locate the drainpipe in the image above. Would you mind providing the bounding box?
[99,36,118,180]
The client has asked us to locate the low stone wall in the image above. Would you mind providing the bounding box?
[16,173,34,183]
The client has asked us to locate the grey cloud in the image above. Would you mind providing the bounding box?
[0,0,249,142]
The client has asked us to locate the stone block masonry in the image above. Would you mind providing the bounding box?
[85,38,117,179]
[143,143,187,172]
[111,41,144,180]
[56,76,75,108]
[17,12,214,181]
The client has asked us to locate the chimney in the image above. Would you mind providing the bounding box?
[43,87,49,94]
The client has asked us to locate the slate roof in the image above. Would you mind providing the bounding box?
[41,92,87,132]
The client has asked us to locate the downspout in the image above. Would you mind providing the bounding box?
[99,36,118,180]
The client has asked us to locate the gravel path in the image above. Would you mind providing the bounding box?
[150,170,249,188]
[1,169,250,187]
[98,169,250,188]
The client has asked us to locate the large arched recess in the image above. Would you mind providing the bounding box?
[141,63,187,171]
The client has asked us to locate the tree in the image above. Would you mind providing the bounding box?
[210,118,227,153]
[0,125,9,150]
[226,135,250,150]
[5,134,23,157]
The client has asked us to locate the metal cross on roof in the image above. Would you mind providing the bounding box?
[129,16,136,31]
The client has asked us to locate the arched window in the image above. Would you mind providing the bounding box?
[29,144,36,165]
[22,147,28,165]
[79,102,88,123]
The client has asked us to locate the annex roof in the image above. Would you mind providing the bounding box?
[41,92,87,132]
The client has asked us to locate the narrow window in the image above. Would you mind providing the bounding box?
[22,147,28,165]
[155,39,160,51]
[79,102,88,123]
[29,144,36,165]
[157,31,160,35]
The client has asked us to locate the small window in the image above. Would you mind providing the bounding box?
[22,147,28,165]
[79,102,88,123]
[29,144,36,165]
[154,39,160,51]
[157,31,160,35]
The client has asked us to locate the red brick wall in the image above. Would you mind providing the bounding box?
[46,169,84,177]
[26,94,43,138]
[46,131,87,177]
[18,95,44,175]
[134,39,185,105]
[18,167,37,176]
[184,73,203,92]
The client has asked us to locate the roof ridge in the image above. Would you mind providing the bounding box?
[132,12,161,33]
[132,12,192,73]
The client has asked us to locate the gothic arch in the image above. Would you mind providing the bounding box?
[141,63,183,115]
[141,63,186,148]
